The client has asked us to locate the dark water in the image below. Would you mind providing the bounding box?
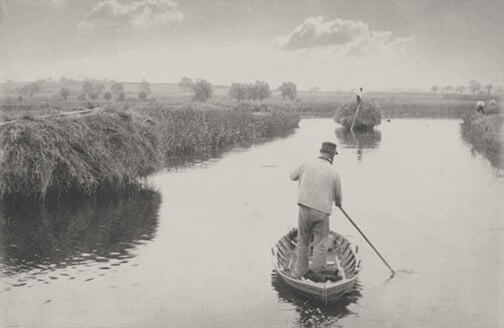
[1,119,503,327]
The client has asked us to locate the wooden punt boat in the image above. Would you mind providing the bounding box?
[271,229,361,303]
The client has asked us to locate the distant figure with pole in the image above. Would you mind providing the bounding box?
[289,142,342,279]
[351,88,364,131]
[476,100,485,114]
[355,87,363,104]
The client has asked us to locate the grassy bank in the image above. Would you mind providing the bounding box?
[2,91,479,121]
[0,108,299,200]
[461,112,504,168]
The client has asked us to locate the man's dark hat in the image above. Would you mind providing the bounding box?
[320,142,338,155]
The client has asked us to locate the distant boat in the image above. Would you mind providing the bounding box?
[271,229,361,303]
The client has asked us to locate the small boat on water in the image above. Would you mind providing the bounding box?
[272,229,361,303]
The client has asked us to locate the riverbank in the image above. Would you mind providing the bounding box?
[2,92,479,121]
[461,112,504,168]
[0,108,299,200]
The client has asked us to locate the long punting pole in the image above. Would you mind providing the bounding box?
[350,102,361,131]
[338,206,396,277]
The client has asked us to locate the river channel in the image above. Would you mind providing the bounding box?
[1,118,502,327]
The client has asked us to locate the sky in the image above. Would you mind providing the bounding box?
[0,0,502,91]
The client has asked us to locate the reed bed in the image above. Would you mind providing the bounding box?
[146,107,299,161]
[0,112,160,200]
[461,112,504,168]
[0,108,299,200]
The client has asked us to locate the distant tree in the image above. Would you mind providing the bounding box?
[32,82,41,97]
[442,86,454,94]
[117,92,125,101]
[229,83,247,101]
[279,82,297,100]
[104,92,112,101]
[178,77,193,89]
[60,87,70,100]
[431,86,439,94]
[138,91,148,100]
[228,81,271,101]
[139,79,151,95]
[110,82,124,96]
[191,80,213,102]
[456,85,466,94]
[254,81,271,101]
[485,84,493,96]
[469,80,481,95]
[244,83,257,100]
[94,82,106,95]
[20,82,41,98]
[81,80,94,97]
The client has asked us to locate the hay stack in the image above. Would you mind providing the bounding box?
[334,101,381,130]
[0,112,160,200]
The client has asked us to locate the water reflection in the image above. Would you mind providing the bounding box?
[335,128,381,161]
[0,190,160,287]
[271,272,361,327]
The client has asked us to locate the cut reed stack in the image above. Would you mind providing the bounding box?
[0,111,160,200]
[334,101,382,130]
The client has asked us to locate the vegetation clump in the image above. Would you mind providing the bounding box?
[334,101,382,130]
[0,112,160,200]
[0,107,299,200]
[146,108,299,161]
[461,111,503,168]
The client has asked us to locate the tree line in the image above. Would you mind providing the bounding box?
[431,80,501,96]
[6,78,300,103]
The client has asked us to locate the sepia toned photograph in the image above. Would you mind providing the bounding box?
[0,0,503,327]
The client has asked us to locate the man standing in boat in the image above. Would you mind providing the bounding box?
[356,87,363,105]
[289,142,342,279]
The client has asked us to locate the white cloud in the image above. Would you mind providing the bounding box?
[274,16,412,56]
[79,0,183,30]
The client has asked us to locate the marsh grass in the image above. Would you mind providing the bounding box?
[461,111,504,168]
[0,112,160,200]
[146,107,299,162]
[0,107,299,200]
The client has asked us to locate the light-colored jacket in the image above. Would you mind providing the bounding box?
[290,158,342,215]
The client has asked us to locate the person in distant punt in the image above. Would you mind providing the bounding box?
[355,87,363,105]
[476,100,485,114]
